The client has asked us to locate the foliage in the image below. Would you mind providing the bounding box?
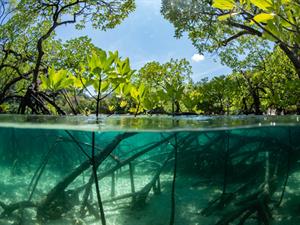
[76,50,134,116]
[0,0,135,114]
[161,0,300,78]
[131,59,192,115]
[188,48,299,115]
[40,66,74,92]
[194,76,234,114]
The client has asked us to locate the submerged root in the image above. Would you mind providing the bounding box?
[9,132,171,222]
[36,133,135,220]
[102,151,173,208]
[215,191,272,225]
[0,201,36,218]
[1,130,299,225]
[36,189,80,221]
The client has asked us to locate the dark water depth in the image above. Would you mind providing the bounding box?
[0,125,299,225]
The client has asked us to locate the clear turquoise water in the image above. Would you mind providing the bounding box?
[0,115,299,225]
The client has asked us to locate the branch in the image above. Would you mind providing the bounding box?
[226,21,262,37]
[78,73,97,100]
[1,64,28,77]
[0,76,27,104]
[39,92,66,115]
[31,0,85,88]
[221,31,251,46]
[99,84,120,101]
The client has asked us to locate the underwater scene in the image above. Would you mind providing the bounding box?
[0,116,299,225]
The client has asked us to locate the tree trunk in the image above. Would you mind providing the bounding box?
[175,100,180,114]
[279,43,300,79]
[252,90,262,115]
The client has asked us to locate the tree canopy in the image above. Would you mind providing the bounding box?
[161,0,300,78]
[0,0,135,113]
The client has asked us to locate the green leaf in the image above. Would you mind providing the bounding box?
[0,103,10,112]
[92,67,102,76]
[218,12,239,21]
[250,0,272,11]
[138,83,145,96]
[264,20,282,40]
[120,100,127,108]
[101,80,110,92]
[128,107,138,113]
[212,0,235,10]
[88,52,99,71]
[103,54,115,71]
[108,105,115,112]
[40,75,50,90]
[92,79,100,91]
[130,86,139,100]
[123,84,132,95]
[60,77,74,89]
[252,13,275,23]
[280,19,292,28]
[218,14,232,21]
[98,50,107,68]
[285,11,295,25]
[53,72,63,89]
[41,68,74,92]
[71,76,84,89]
